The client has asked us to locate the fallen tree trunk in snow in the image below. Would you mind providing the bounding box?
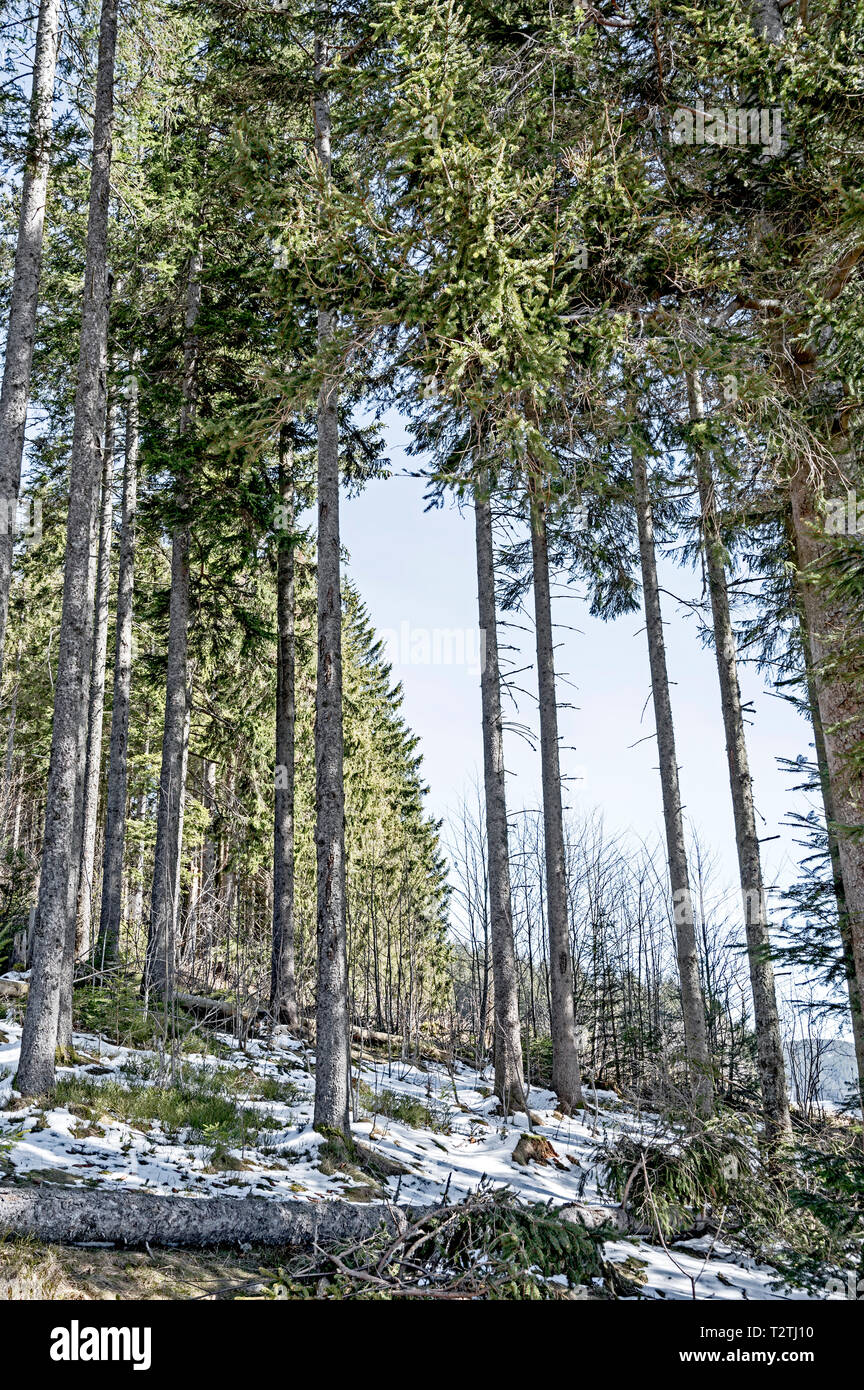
[349,1024,445,1062]
[0,1184,638,1249]
[0,1186,405,1248]
[0,978,28,999]
[173,991,262,1025]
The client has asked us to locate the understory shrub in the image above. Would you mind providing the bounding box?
[72,980,212,1055]
[598,1118,752,1237]
[249,1185,608,1300]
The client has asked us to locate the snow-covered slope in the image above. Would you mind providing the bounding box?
[0,1010,831,1300]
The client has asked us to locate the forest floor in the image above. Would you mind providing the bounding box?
[0,982,834,1301]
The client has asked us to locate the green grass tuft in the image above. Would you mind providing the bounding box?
[51,1074,278,1150]
[357,1081,450,1133]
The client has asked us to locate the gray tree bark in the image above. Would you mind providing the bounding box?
[0,1184,638,1251]
[199,758,217,969]
[271,434,298,1026]
[144,249,202,1000]
[0,0,61,682]
[687,371,791,1141]
[16,0,119,1098]
[631,444,713,1110]
[57,452,103,1053]
[96,370,138,965]
[1,641,22,833]
[528,488,583,1112]
[802,626,864,1111]
[0,1186,406,1250]
[752,0,785,44]
[76,402,115,956]
[750,0,864,1034]
[474,478,527,1112]
[789,468,864,1077]
[312,36,350,1134]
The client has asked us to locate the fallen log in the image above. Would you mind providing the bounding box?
[178,989,446,1063]
[0,978,28,1000]
[178,994,399,1045]
[173,991,262,1025]
[0,1184,635,1251]
[0,1185,405,1249]
[4,976,447,1066]
[350,1024,445,1063]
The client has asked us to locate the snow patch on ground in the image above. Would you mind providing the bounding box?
[0,1000,828,1300]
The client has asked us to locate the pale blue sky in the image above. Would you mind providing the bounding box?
[338,415,817,922]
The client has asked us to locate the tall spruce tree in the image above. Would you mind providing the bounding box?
[17,0,119,1096]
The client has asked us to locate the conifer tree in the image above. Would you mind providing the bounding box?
[97,369,138,964]
[474,472,527,1112]
[0,0,61,680]
[17,0,119,1096]
[630,421,713,1111]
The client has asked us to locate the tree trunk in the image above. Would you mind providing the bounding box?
[631,443,713,1111]
[198,758,217,974]
[271,433,298,1026]
[16,0,119,1098]
[687,371,791,1141]
[474,477,527,1112]
[312,37,350,1134]
[803,630,864,1111]
[57,395,106,1055]
[96,370,138,965]
[0,1186,409,1250]
[752,0,785,44]
[0,0,61,682]
[128,729,149,934]
[528,488,583,1112]
[749,0,864,1039]
[1,641,22,833]
[747,0,850,1126]
[76,401,115,956]
[788,481,864,1097]
[144,248,202,1000]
